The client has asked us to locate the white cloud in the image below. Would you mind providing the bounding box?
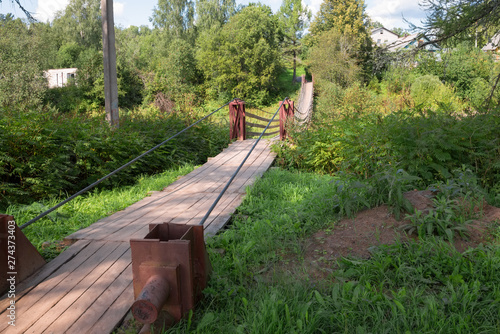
[114,1,124,17]
[365,0,426,29]
[35,0,125,23]
[35,0,69,22]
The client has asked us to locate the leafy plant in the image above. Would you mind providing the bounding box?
[403,196,471,242]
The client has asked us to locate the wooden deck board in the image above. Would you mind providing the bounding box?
[2,138,277,334]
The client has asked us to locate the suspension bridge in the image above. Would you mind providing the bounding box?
[0,79,313,334]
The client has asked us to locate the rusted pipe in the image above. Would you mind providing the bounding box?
[131,275,170,324]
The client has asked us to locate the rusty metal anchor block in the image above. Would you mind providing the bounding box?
[129,223,211,326]
[0,214,46,295]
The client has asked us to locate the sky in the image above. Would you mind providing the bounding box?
[0,0,428,30]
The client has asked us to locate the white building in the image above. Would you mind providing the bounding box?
[386,33,440,52]
[44,68,78,88]
[371,27,400,47]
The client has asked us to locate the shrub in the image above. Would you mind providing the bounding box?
[0,106,229,208]
[410,74,462,111]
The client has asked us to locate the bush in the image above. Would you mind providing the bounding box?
[410,75,462,111]
[0,106,229,208]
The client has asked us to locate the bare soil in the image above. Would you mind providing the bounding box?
[296,190,500,281]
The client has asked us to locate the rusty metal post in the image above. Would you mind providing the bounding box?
[0,215,45,295]
[229,99,246,141]
[132,275,170,324]
[130,223,211,326]
[279,98,294,140]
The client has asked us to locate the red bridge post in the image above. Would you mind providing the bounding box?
[229,99,246,141]
[279,98,294,140]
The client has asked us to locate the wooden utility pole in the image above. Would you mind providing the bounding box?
[101,0,119,128]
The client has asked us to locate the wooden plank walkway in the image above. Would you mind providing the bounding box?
[0,138,276,334]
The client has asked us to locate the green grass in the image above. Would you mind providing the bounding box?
[6,164,196,259]
[159,168,500,334]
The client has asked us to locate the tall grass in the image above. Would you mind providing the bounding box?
[161,168,500,334]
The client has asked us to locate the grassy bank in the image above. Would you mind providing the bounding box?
[157,168,500,333]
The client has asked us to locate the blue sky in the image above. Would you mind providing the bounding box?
[0,0,427,30]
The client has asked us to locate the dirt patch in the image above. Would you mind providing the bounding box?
[295,190,500,281]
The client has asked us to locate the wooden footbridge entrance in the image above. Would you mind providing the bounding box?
[0,82,313,334]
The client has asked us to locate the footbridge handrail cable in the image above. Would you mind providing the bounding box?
[20,100,234,230]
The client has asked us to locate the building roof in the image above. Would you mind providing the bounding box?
[482,33,500,51]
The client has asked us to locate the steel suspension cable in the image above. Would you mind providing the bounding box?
[197,97,288,227]
[20,100,233,230]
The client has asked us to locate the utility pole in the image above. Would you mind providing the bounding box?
[101,0,119,128]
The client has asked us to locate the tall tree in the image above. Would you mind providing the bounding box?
[277,0,311,81]
[151,0,195,41]
[309,0,368,40]
[195,0,235,31]
[308,0,372,81]
[196,4,282,103]
[52,0,102,49]
[0,17,46,108]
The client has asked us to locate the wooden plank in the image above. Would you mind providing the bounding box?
[66,265,132,334]
[238,150,276,193]
[170,193,219,225]
[245,111,279,123]
[104,192,208,242]
[42,246,131,334]
[164,140,249,193]
[0,241,109,333]
[25,242,128,334]
[246,121,279,129]
[212,140,270,194]
[87,281,134,334]
[204,194,246,236]
[0,240,91,314]
[105,190,216,241]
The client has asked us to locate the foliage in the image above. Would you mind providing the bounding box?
[196,4,283,104]
[416,45,497,107]
[0,106,229,207]
[410,74,462,110]
[6,164,196,259]
[143,38,200,109]
[309,0,368,41]
[277,0,311,80]
[0,16,47,108]
[420,0,500,47]
[274,103,500,191]
[306,0,372,80]
[160,168,500,333]
[195,0,235,32]
[308,29,362,88]
[151,0,195,41]
[51,0,102,49]
[403,197,470,242]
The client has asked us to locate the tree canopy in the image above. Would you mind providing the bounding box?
[196,4,282,103]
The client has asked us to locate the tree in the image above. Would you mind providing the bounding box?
[52,0,102,49]
[195,0,235,32]
[151,0,195,41]
[420,0,500,46]
[309,0,368,41]
[196,4,282,103]
[420,0,500,105]
[277,0,311,81]
[0,17,46,108]
[308,29,361,88]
